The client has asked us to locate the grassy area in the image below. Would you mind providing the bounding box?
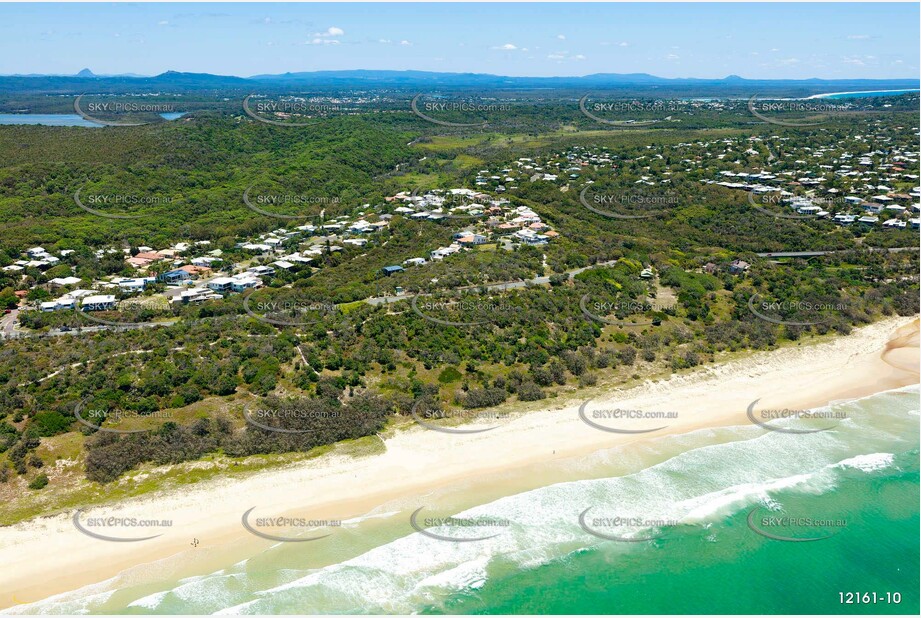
[0,432,386,526]
[0,316,899,527]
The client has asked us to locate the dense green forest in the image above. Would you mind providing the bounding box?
[0,94,918,499]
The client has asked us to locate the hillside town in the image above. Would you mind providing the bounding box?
[1,183,562,325]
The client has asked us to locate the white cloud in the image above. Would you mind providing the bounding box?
[400,40,412,46]
[557,34,566,40]
[847,34,871,40]
[378,38,392,44]
[306,26,344,45]
[666,53,680,61]
[311,26,344,38]
[619,42,629,47]
[548,51,586,62]
[157,20,169,26]
[492,43,518,50]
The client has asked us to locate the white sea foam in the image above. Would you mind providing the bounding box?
[835,453,895,473]
[125,590,169,610]
[8,387,916,615]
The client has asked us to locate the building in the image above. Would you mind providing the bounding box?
[116,277,156,292]
[159,269,192,285]
[206,277,235,293]
[81,295,117,311]
[179,264,212,277]
[176,287,222,304]
[728,259,750,275]
[833,213,857,225]
[381,265,404,276]
[191,256,222,268]
[49,276,82,287]
[883,219,907,229]
[247,265,276,277]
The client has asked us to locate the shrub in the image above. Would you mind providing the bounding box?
[30,411,72,437]
[461,388,508,409]
[516,382,546,402]
[28,473,48,490]
[438,367,463,383]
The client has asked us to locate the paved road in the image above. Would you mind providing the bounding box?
[365,260,617,306]
[757,247,918,258]
[1,317,178,340]
[0,309,19,336]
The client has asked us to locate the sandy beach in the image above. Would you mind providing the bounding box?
[1,316,918,610]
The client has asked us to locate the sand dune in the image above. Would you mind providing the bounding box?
[0,316,918,610]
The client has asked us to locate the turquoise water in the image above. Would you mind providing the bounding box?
[816,89,920,100]
[0,113,186,126]
[0,114,101,127]
[7,386,918,615]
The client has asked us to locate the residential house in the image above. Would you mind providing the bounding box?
[159,269,192,285]
[728,259,750,275]
[81,295,117,311]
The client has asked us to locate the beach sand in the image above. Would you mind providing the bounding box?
[1,316,918,609]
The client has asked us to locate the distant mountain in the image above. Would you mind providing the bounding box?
[0,69,916,97]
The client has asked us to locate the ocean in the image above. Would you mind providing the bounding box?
[7,386,919,615]
[809,89,920,100]
[0,113,186,126]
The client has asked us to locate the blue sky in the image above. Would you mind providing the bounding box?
[0,3,917,79]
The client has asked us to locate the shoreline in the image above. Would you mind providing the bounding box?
[1,316,918,610]
[804,88,920,99]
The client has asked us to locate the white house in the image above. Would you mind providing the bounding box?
[833,214,857,225]
[247,265,275,277]
[81,295,117,311]
[49,276,81,287]
[207,277,235,292]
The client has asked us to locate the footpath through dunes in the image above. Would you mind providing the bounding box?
[881,318,920,375]
[0,316,918,610]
